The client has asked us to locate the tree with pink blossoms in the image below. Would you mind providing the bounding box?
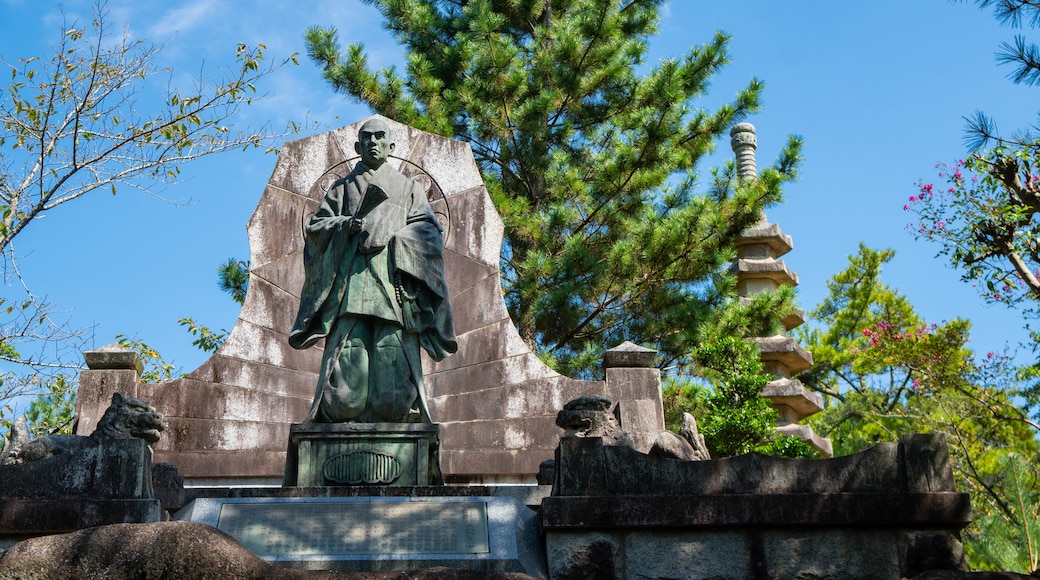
[799,244,1040,572]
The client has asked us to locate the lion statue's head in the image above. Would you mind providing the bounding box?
[94,392,165,444]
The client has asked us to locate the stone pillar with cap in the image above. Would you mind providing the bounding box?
[74,343,143,436]
[602,341,664,435]
[729,123,832,456]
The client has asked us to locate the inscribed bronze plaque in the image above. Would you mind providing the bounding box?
[216,501,489,556]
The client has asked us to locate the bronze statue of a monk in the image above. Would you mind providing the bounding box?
[289,119,457,423]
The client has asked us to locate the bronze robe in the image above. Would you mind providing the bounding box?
[289,161,457,423]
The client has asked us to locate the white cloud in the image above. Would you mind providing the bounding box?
[147,0,221,39]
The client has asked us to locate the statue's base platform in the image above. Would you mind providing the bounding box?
[174,494,547,576]
[284,422,441,487]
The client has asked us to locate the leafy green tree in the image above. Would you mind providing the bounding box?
[799,244,1040,572]
[692,336,815,458]
[905,1,1040,329]
[0,1,299,425]
[304,0,801,377]
[908,154,1040,322]
[969,453,1040,573]
[23,374,75,436]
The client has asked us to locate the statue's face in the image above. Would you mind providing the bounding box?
[355,121,394,168]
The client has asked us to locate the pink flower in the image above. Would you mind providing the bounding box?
[909,195,917,202]
[903,204,910,211]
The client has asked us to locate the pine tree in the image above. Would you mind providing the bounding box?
[304,0,801,376]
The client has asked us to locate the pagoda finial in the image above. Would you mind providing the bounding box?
[730,122,757,179]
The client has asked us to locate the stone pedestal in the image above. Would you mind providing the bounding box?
[284,423,442,487]
[174,495,546,576]
[542,433,970,579]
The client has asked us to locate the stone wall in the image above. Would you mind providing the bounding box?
[541,433,971,579]
[75,117,663,484]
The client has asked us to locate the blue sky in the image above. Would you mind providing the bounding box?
[0,0,1035,385]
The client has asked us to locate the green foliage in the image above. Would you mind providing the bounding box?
[178,318,227,354]
[0,2,299,259]
[304,0,801,377]
[799,244,1040,570]
[116,334,176,384]
[908,154,1040,325]
[661,376,709,433]
[692,336,815,458]
[967,453,1040,574]
[24,374,75,437]
[0,1,301,420]
[217,258,250,306]
[908,2,1040,348]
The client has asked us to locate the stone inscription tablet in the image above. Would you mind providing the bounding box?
[216,501,490,557]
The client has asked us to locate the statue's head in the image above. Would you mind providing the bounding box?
[355,118,394,169]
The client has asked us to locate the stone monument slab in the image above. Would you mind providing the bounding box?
[174,496,546,576]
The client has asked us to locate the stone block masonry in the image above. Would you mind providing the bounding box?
[75,117,666,485]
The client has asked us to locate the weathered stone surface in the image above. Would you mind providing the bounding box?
[0,439,155,500]
[428,377,572,423]
[543,432,970,579]
[0,498,163,533]
[156,417,289,453]
[0,521,542,579]
[157,450,288,480]
[540,493,971,528]
[83,343,143,372]
[188,356,320,395]
[912,572,1035,579]
[0,395,167,536]
[602,368,663,431]
[552,433,960,496]
[734,221,793,258]
[284,423,441,486]
[545,535,619,580]
[601,341,656,369]
[441,449,550,480]
[544,526,973,580]
[75,369,143,434]
[426,354,560,401]
[152,462,187,513]
[761,377,823,421]
[441,186,502,269]
[442,270,512,336]
[753,334,814,375]
[74,118,665,484]
[733,257,799,286]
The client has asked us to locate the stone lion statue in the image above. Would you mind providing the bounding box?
[1,392,164,465]
[555,394,710,461]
